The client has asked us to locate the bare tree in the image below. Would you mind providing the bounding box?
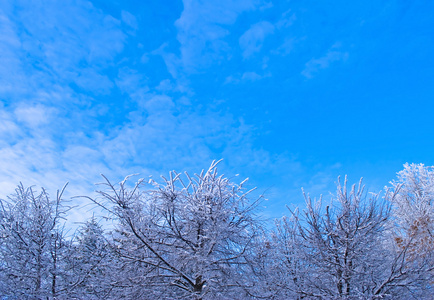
[272,177,421,299]
[64,215,114,299]
[3,163,431,299]
[386,163,434,297]
[0,183,70,299]
[389,163,434,259]
[88,160,262,299]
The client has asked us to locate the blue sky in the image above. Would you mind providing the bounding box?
[1,0,434,223]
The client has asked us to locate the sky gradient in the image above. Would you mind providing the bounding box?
[1,0,434,223]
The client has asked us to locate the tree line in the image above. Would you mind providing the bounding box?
[0,162,433,299]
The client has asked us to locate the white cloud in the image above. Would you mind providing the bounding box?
[302,45,349,78]
[241,71,263,81]
[225,70,270,84]
[143,95,175,114]
[155,79,175,92]
[0,0,323,227]
[152,43,182,79]
[0,11,28,96]
[273,37,295,56]
[0,0,130,226]
[0,137,61,194]
[5,0,126,94]
[75,69,114,95]
[0,109,23,145]
[14,105,54,128]
[275,9,296,29]
[224,75,239,84]
[121,11,138,30]
[0,89,273,209]
[164,0,260,74]
[239,21,275,59]
[116,67,150,102]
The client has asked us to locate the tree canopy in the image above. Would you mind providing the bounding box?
[0,162,432,299]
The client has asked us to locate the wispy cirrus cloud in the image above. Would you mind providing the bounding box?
[6,1,131,98]
[153,0,265,86]
[1,0,366,228]
[224,70,271,84]
[0,1,127,207]
[275,9,296,29]
[302,44,349,78]
[174,0,259,72]
[121,10,139,31]
[0,9,27,96]
[239,21,275,59]
[0,0,281,211]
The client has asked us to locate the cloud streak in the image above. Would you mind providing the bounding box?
[1,0,381,229]
[302,44,349,78]
[239,21,275,59]
[175,0,258,71]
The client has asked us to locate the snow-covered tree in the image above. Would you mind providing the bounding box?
[386,163,434,297]
[1,163,431,298]
[64,215,113,299]
[272,177,417,299]
[0,183,70,299]
[268,175,434,299]
[389,163,434,260]
[240,227,300,299]
[89,160,262,299]
[298,177,393,298]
